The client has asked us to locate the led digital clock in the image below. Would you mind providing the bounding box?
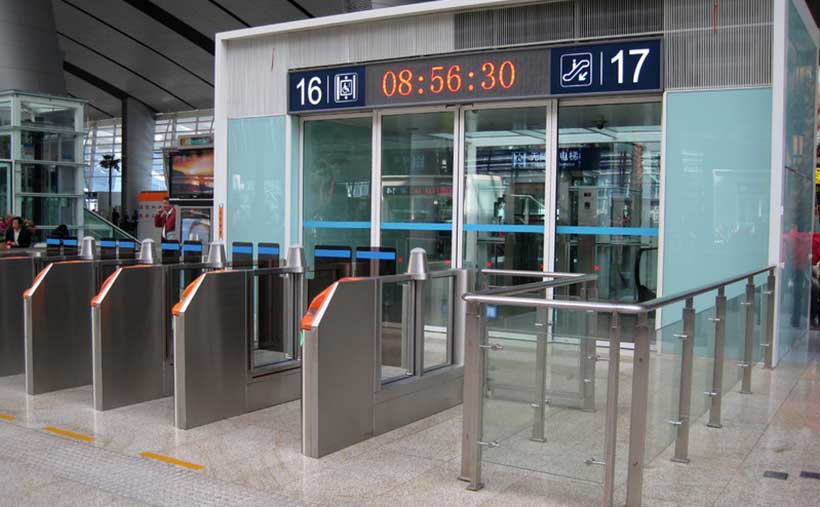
[366,49,549,107]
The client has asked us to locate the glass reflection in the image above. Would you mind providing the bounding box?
[555,102,661,303]
[381,112,454,271]
[463,107,546,272]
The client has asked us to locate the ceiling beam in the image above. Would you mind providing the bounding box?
[119,0,215,55]
[66,92,116,119]
[63,61,158,112]
[208,0,251,28]
[287,0,315,18]
[59,32,197,110]
[59,0,213,87]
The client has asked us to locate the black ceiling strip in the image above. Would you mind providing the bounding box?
[208,0,251,27]
[66,92,116,119]
[59,0,213,88]
[59,31,197,110]
[286,0,315,18]
[63,61,158,112]
[119,0,214,55]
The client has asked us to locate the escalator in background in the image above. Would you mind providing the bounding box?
[81,208,139,242]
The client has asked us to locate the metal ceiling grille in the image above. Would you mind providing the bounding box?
[451,0,773,89]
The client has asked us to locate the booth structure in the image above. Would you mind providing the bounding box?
[212,0,818,365]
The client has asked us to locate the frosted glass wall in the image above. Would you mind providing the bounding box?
[662,88,772,325]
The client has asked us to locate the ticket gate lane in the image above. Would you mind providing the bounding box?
[24,261,96,395]
[23,257,146,395]
[0,256,35,376]
[173,265,303,430]
[92,265,166,411]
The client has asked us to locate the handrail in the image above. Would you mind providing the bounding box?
[471,273,598,298]
[465,265,776,315]
[461,263,779,507]
[480,269,586,279]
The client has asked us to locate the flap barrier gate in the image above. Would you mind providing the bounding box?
[301,248,471,458]
[172,245,306,430]
[0,256,35,376]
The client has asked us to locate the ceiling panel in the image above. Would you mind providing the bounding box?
[209,0,313,27]
[63,0,214,80]
[54,1,214,112]
[60,36,191,112]
[64,73,122,120]
[152,0,247,32]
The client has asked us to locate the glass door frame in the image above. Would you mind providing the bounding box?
[374,105,460,264]
[456,99,557,271]
[298,110,377,250]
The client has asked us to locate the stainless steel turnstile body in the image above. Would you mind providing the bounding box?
[92,265,167,410]
[0,256,35,376]
[173,263,305,430]
[302,259,469,458]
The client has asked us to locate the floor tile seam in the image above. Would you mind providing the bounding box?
[474,470,536,506]
[709,359,813,505]
[384,446,455,463]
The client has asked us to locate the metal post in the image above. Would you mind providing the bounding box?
[602,312,621,507]
[763,270,775,369]
[459,301,487,491]
[530,304,548,442]
[707,288,726,429]
[581,282,598,411]
[625,312,650,507]
[740,276,755,394]
[672,298,695,463]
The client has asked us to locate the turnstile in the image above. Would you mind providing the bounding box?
[172,246,305,429]
[301,249,469,458]
[0,256,35,376]
[23,251,145,395]
[90,242,214,410]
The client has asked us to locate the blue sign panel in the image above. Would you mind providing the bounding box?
[551,39,661,95]
[289,66,365,113]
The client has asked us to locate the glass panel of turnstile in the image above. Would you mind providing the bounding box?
[252,243,291,370]
[308,245,352,302]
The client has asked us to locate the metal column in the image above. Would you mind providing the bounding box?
[530,304,548,443]
[740,276,755,394]
[601,312,621,507]
[763,271,775,370]
[460,301,487,491]
[672,298,695,463]
[707,288,727,428]
[625,312,650,507]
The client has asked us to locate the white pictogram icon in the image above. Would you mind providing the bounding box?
[335,73,358,102]
[560,52,593,87]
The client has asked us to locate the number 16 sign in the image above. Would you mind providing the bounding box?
[550,39,661,95]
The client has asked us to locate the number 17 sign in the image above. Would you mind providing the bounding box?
[550,39,661,95]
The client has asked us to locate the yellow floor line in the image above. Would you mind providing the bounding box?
[140,451,205,471]
[42,426,95,442]
[0,414,15,421]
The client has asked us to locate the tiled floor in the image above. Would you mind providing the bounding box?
[1,333,819,506]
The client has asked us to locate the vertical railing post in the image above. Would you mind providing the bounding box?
[763,270,775,369]
[740,276,755,394]
[625,312,650,507]
[601,312,620,507]
[581,281,598,411]
[460,300,487,491]
[707,287,726,429]
[672,298,695,463]
[531,301,548,442]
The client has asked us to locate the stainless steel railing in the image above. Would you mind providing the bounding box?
[460,265,776,507]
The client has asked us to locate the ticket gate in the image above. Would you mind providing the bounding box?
[172,245,305,429]
[301,248,471,458]
[0,239,138,379]
[22,239,147,395]
[90,242,217,410]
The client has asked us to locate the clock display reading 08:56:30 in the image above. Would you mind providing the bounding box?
[365,49,550,106]
[380,60,516,97]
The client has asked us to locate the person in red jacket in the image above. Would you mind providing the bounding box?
[154,198,176,240]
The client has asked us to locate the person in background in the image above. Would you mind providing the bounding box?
[154,198,176,240]
[0,213,9,236]
[111,206,120,227]
[51,224,69,239]
[4,216,32,248]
